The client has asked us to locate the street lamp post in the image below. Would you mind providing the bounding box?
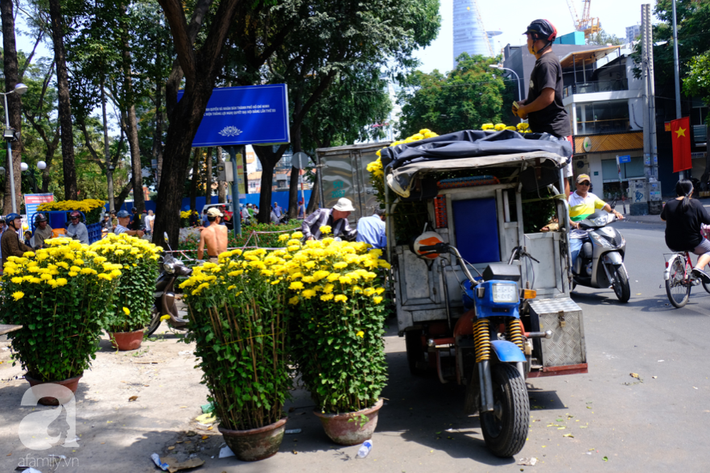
[490,65,523,123]
[1,83,29,214]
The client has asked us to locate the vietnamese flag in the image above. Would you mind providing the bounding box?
[671,116,691,173]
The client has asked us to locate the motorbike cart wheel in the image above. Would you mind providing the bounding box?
[665,256,691,308]
[480,363,529,458]
[145,306,162,337]
[612,265,631,303]
[405,329,428,376]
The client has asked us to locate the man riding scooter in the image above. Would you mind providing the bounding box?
[568,174,624,268]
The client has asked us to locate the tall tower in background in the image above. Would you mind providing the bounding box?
[453,0,491,67]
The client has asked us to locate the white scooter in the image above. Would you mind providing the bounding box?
[572,210,630,303]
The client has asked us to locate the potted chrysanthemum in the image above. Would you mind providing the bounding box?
[1,239,121,404]
[90,233,162,350]
[180,248,292,461]
[285,229,390,445]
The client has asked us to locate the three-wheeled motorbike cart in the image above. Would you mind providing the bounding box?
[380,130,588,457]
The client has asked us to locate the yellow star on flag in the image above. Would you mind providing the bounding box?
[675,127,686,138]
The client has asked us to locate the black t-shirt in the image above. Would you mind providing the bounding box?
[526,52,571,138]
[661,198,710,251]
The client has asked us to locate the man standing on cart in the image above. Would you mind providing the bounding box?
[512,19,573,196]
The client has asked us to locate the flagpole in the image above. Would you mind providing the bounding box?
[672,0,683,179]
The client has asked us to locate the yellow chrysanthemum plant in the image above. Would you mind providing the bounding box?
[368,129,440,247]
[180,210,198,228]
[1,239,121,383]
[481,122,531,133]
[90,233,162,334]
[37,198,106,225]
[180,247,291,433]
[285,228,390,415]
[179,228,390,426]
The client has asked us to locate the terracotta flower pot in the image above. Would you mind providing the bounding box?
[218,417,287,461]
[313,398,384,446]
[109,330,144,351]
[25,374,83,406]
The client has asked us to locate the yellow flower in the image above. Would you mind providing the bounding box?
[319,225,332,235]
[302,289,317,299]
[290,231,304,239]
[333,262,348,269]
[11,277,22,284]
[356,330,364,338]
[278,234,290,242]
[160,314,171,321]
[373,296,383,304]
[12,291,24,301]
[289,281,304,290]
[123,307,131,315]
[334,294,348,303]
[289,296,300,305]
[320,293,334,301]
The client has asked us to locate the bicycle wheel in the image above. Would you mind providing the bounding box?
[665,255,691,308]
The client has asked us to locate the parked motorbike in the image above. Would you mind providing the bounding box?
[145,233,192,336]
[572,210,630,303]
[417,241,537,457]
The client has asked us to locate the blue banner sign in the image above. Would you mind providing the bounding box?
[618,155,631,164]
[179,84,290,147]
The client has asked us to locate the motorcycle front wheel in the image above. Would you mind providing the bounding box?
[480,363,529,457]
[612,265,631,303]
[145,306,162,337]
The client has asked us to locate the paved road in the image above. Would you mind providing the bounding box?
[3,218,710,472]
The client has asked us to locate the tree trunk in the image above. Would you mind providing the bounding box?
[1,0,23,213]
[204,147,213,204]
[253,144,288,223]
[217,146,226,202]
[120,8,145,213]
[114,181,134,211]
[189,149,200,212]
[307,170,320,213]
[153,33,165,190]
[152,0,240,249]
[286,130,302,219]
[48,0,78,201]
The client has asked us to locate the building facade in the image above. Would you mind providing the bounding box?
[453,0,489,66]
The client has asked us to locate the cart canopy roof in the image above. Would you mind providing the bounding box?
[380,129,572,198]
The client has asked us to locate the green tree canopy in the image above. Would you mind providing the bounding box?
[397,53,509,138]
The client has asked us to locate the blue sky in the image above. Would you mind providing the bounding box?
[414,0,658,73]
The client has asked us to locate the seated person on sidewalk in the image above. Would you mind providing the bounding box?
[301,198,357,241]
[568,174,624,268]
[661,180,710,283]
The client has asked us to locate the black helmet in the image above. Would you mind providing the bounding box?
[69,210,82,220]
[523,19,557,43]
[35,214,48,223]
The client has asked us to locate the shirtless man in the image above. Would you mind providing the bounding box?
[198,207,228,263]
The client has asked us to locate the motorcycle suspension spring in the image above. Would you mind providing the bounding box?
[507,319,524,352]
[473,318,491,363]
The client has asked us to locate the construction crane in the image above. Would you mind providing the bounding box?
[566,0,602,39]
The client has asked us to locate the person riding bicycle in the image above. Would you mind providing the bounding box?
[660,180,710,283]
